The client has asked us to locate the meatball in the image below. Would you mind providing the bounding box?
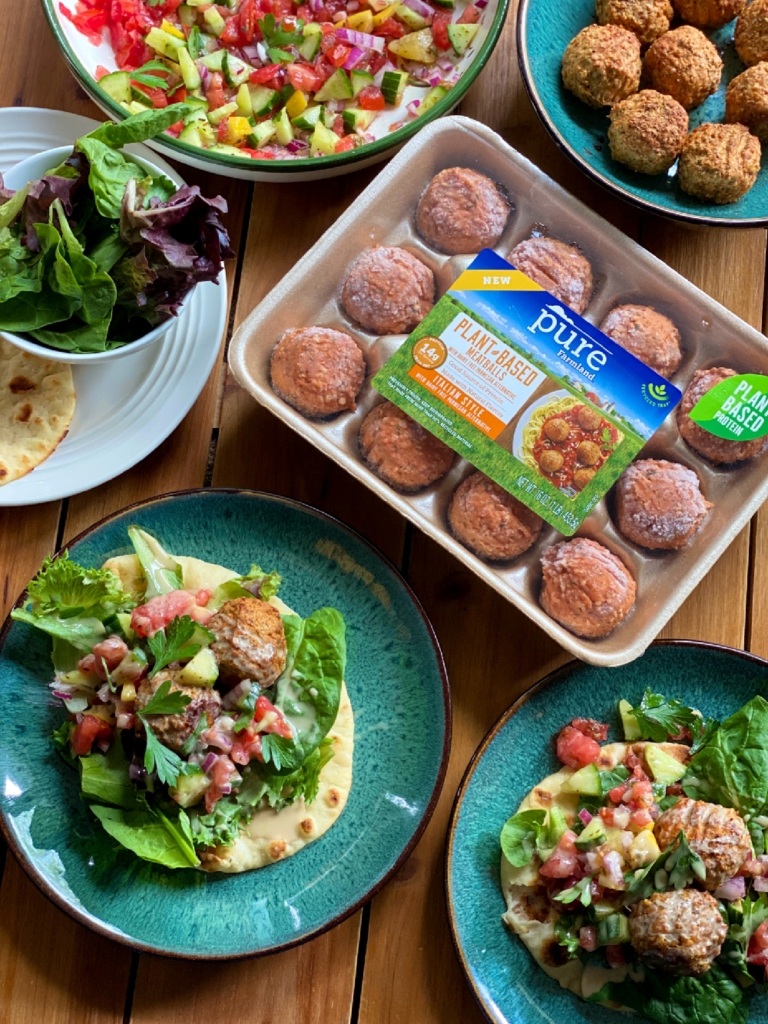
[208,597,287,687]
[726,62,768,142]
[358,401,455,492]
[540,449,565,474]
[341,246,434,335]
[600,304,683,378]
[629,890,727,976]
[448,472,543,561]
[596,0,672,43]
[608,90,689,175]
[577,405,603,432]
[644,27,722,111]
[736,0,768,65]
[655,798,752,889]
[615,459,712,549]
[269,327,366,419]
[544,417,571,442]
[561,25,642,108]
[672,0,746,28]
[509,237,594,316]
[577,440,602,466]
[574,467,596,490]
[540,537,636,638]
[135,671,221,754]
[679,366,766,463]
[678,123,761,204]
[416,167,510,255]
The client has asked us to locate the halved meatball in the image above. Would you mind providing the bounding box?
[135,671,221,754]
[629,889,727,976]
[208,597,287,687]
[654,797,752,889]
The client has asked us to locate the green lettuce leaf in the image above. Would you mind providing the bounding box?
[209,564,282,611]
[591,964,748,1024]
[127,526,183,598]
[85,103,194,150]
[499,809,546,868]
[80,741,135,809]
[90,803,199,869]
[719,892,768,986]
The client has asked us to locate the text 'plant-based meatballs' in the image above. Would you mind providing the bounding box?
[599,304,683,378]
[608,91,689,176]
[539,537,636,638]
[341,246,435,335]
[561,24,642,108]
[655,797,753,889]
[726,62,768,142]
[448,471,544,562]
[208,597,287,687]
[671,0,746,30]
[416,167,511,256]
[736,0,768,66]
[596,0,673,44]
[359,401,455,492]
[678,122,761,204]
[508,236,594,316]
[679,366,767,463]
[629,889,728,976]
[615,459,712,550]
[136,671,222,755]
[644,27,723,111]
[270,327,366,420]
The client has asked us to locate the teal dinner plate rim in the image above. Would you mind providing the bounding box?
[516,0,768,228]
[444,639,768,1023]
[0,487,452,960]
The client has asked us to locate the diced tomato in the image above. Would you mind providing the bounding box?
[131,590,213,638]
[239,147,276,159]
[205,755,238,812]
[95,64,111,80]
[630,808,654,828]
[250,63,283,84]
[230,728,263,765]
[72,714,114,757]
[457,3,480,22]
[571,718,610,742]
[217,118,231,142]
[605,945,627,969]
[608,782,630,804]
[431,10,452,50]
[374,17,405,36]
[335,136,357,152]
[556,725,601,769]
[357,84,385,110]
[332,114,346,136]
[254,695,293,739]
[220,17,243,45]
[623,780,654,809]
[169,85,187,104]
[748,922,768,969]
[287,63,321,91]
[539,831,580,879]
[132,84,169,108]
[205,70,228,109]
[328,43,352,66]
[579,926,598,952]
[296,3,311,18]
[59,4,107,46]
[320,29,338,53]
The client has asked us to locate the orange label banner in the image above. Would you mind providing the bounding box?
[408,365,507,439]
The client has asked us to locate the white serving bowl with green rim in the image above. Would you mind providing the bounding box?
[42,0,509,182]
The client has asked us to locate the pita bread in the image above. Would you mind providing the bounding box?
[0,339,75,485]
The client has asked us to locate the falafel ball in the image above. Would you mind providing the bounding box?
[600,304,683,378]
[655,798,752,889]
[615,459,712,549]
[136,671,221,754]
[629,890,728,976]
[341,246,435,335]
[736,0,768,66]
[596,0,673,43]
[509,237,594,316]
[608,90,689,175]
[561,24,642,109]
[678,122,761,204]
[644,27,723,110]
[208,597,287,687]
[726,62,768,141]
[679,366,766,462]
[544,417,571,442]
[269,327,366,419]
[416,167,511,255]
[671,0,746,29]
[539,537,636,638]
[359,401,455,492]
[577,405,603,432]
[448,472,543,561]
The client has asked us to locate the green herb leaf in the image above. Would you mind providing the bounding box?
[139,678,192,716]
[718,891,768,986]
[127,526,184,599]
[130,60,174,91]
[257,13,304,48]
[500,809,546,868]
[554,914,584,960]
[590,964,748,1024]
[90,802,199,869]
[628,689,717,752]
[627,831,706,900]
[147,617,201,679]
[142,721,195,788]
[555,875,594,907]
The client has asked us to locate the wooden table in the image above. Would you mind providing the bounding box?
[1,2,767,1021]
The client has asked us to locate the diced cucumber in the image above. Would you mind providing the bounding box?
[314,68,353,102]
[597,914,630,947]
[177,46,202,90]
[619,699,641,741]
[310,121,341,156]
[204,7,227,34]
[187,24,206,59]
[303,20,323,34]
[208,100,239,125]
[145,26,186,59]
[574,817,607,851]
[127,100,152,114]
[177,648,219,687]
[116,612,135,641]
[210,142,247,155]
[298,31,322,60]
[351,69,375,96]
[130,86,154,106]
[200,49,226,71]
[236,82,253,117]
[447,21,479,56]
[416,83,449,115]
[178,3,195,26]
[321,104,337,128]
[249,85,280,116]
[342,107,376,132]
[395,4,428,29]
[249,121,277,148]
[185,95,210,112]
[547,806,568,844]
[291,103,324,130]
[388,27,437,63]
[561,762,601,797]
[381,69,409,105]
[272,106,294,146]
[223,51,254,87]
[178,124,204,147]
[592,899,619,920]
[99,71,132,105]
[645,745,687,785]
[170,769,210,808]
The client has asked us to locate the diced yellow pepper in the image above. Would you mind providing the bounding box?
[627,829,660,868]
[347,9,374,30]
[286,89,308,119]
[371,1,400,26]
[121,682,137,703]
[161,18,186,39]
[388,27,436,62]
[225,116,253,146]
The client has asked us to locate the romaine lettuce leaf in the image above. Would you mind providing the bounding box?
[85,103,194,150]
[209,564,282,611]
[80,741,135,809]
[90,803,199,869]
[127,526,183,598]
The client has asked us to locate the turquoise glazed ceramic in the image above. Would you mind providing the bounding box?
[446,641,768,1023]
[0,489,449,959]
[518,0,768,225]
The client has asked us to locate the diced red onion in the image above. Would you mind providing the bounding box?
[406,99,421,116]
[97,739,111,754]
[374,60,398,86]
[222,679,252,711]
[336,27,386,52]
[428,72,443,86]
[198,63,211,87]
[52,690,72,700]
[403,0,434,16]
[602,850,625,889]
[286,138,309,152]
[578,808,593,825]
[325,98,343,112]
[612,805,631,829]
[242,45,260,60]
[97,683,112,702]
[437,56,454,71]
[202,752,218,774]
[310,0,323,10]
[475,0,488,7]
[349,0,360,7]
[116,713,135,731]
[714,876,746,901]
[755,877,768,892]
[343,45,366,69]
[219,784,232,796]
[449,71,460,83]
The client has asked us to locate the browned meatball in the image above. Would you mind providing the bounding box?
[509,237,594,316]
[655,798,752,889]
[574,467,596,489]
[540,449,565,474]
[678,123,761,204]
[135,671,221,754]
[561,25,642,108]
[672,0,746,28]
[416,167,511,255]
[544,417,571,442]
[608,91,689,175]
[540,537,636,638]
[577,440,602,466]
[208,597,287,687]
[644,27,722,110]
[359,401,454,492]
[679,366,766,463]
[615,459,712,549]
[341,246,434,335]
[269,327,366,419]
[736,0,768,65]
[629,890,727,976]
[448,472,543,562]
[577,405,603,432]
[596,0,673,42]
[600,304,683,378]
[726,62,768,141]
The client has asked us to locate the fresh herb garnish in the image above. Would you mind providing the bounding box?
[130,60,174,90]
[260,733,295,771]
[628,689,718,752]
[147,615,212,679]
[500,809,547,868]
[627,831,706,901]
[554,914,584,959]
[555,875,595,908]
[137,679,195,787]
[257,13,304,48]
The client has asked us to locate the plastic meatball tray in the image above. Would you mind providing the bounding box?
[230,115,768,667]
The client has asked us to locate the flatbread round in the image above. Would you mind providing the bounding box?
[0,339,75,485]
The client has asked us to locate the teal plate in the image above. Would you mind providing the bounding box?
[446,641,768,1023]
[518,0,768,225]
[0,489,450,959]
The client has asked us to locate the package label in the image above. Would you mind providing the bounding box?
[688,373,768,442]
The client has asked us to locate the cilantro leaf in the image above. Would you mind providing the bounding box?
[147,616,208,679]
[554,914,584,959]
[555,875,594,907]
[142,722,195,787]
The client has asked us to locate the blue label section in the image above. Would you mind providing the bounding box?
[449,250,682,440]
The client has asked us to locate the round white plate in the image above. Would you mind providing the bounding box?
[0,108,227,507]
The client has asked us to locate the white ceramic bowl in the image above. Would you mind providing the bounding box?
[1,144,193,364]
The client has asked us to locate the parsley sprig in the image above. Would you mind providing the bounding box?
[257,13,304,48]
[147,615,212,680]
[628,689,718,754]
[130,60,174,91]
[555,875,595,908]
[138,679,195,787]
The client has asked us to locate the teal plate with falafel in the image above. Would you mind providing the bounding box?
[446,641,768,1024]
[0,489,449,959]
[518,0,768,225]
